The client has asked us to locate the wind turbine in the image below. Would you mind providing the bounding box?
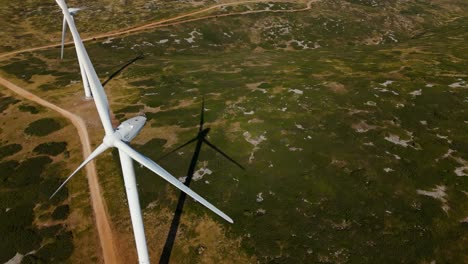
[158,99,244,264]
[52,1,233,263]
[60,6,92,99]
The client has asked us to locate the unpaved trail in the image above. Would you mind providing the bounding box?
[0,0,316,60]
[0,77,119,264]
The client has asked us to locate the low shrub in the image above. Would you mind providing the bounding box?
[33,142,67,156]
[0,143,22,159]
[24,118,63,137]
[51,205,69,220]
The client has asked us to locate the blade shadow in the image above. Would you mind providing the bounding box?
[101,53,144,87]
[158,134,203,264]
[204,139,244,170]
[199,97,205,132]
[158,99,244,264]
[156,136,198,163]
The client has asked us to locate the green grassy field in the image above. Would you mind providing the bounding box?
[0,0,467,263]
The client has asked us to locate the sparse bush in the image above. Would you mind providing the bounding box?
[0,57,45,82]
[38,225,63,238]
[15,228,41,254]
[0,160,18,182]
[40,178,68,204]
[9,156,52,187]
[51,205,69,220]
[18,104,39,114]
[21,254,46,264]
[0,205,40,262]
[33,142,67,156]
[0,239,15,263]
[36,231,73,263]
[0,143,22,159]
[258,82,272,89]
[200,25,222,44]
[24,118,62,137]
[0,205,34,233]
[0,95,19,113]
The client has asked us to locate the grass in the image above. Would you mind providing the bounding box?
[0,0,467,263]
[100,15,466,262]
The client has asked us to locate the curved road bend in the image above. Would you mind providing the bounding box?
[0,77,119,264]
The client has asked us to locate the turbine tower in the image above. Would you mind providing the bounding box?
[52,1,233,263]
[60,6,92,99]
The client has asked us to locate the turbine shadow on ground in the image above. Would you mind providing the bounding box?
[157,98,244,264]
[101,53,144,87]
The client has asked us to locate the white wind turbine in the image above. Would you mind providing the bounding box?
[52,1,233,263]
[60,6,92,99]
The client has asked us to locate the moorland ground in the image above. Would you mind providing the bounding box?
[0,0,467,263]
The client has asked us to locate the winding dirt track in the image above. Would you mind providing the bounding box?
[0,0,316,263]
[0,77,118,264]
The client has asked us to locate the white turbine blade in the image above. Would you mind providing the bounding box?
[65,14,92,98]
[114,140,234,224]
[69,7,83,14]
[50,143,109,199]
[61,16,67,59]
[56,0,114,135]
[78,58,92,98]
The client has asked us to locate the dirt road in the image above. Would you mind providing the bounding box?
[0,77,119,264]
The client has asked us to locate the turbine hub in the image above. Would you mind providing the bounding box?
[103,134,118,147]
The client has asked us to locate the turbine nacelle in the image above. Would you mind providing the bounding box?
[115,116,147,143]
[198,127,211,138]
[104,116,146,147]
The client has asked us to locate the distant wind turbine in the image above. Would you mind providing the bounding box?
[52,1,233,263]
[59,6,92,99]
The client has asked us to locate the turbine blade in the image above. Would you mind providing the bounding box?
[61,16,67,59]
[114,140,233,223]
[57,0,114,135]
[156,136,198,161]
[69,7,84,14]
[78,58,92,98]
[199,97,205,132]
[203,139,245,170]
[50,143,109,199]
[102,53,144,87]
